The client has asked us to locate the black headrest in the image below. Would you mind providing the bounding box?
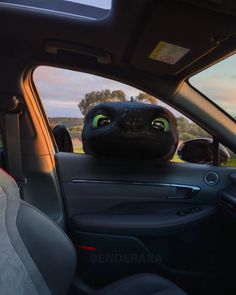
[82,102,178,160]
[52,125,73,153]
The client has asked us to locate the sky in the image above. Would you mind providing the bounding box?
[34,53,236,119]
[65,0,111,9]
[34,67,144,117]
[190,54,236,119]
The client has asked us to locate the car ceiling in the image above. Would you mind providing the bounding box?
[1,0,236,84]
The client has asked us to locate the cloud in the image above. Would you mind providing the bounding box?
[190,74,236,117]
[34,66,142,117]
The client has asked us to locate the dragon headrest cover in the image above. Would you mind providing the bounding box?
[82,102,178,160]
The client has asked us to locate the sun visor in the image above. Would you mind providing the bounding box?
[130,2,236,76]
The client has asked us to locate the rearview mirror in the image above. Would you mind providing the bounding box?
[177,138,230,164]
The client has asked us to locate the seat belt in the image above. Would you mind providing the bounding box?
[4,112,27,198]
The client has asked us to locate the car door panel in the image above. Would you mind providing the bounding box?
[73,228,221,288]
[57,153,233,213]
[56,152,234,288]
[71,205,216,236]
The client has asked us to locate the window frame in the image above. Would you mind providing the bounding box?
[32,65,236,167]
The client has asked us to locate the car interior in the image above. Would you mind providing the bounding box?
[0,0,236,294]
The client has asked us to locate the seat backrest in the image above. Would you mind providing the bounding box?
[52,125,74,153]
[0,168,76,295]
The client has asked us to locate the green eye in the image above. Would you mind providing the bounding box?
[92,114,111,128]
[152,117,170,132]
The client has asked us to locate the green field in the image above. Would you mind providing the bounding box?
[224,157,236,167]
[74,147,84,153]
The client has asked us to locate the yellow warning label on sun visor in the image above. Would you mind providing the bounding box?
[149,41,190,64]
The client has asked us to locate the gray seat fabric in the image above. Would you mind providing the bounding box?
[94,273,187,295]
[17,201,77,295]
[0,168,187,295]
[0,168,76,295]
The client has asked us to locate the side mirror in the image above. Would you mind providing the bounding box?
[177,138,230,164]
[52,125,73,153]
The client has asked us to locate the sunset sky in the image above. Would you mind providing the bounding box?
[190,54,236,118]
[34,53,236,118]
[34,66,143,117]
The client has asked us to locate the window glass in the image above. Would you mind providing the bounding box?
[223,149,236,167]
[190,54,236,120]
[3,0,111,20]
[64,0,111,9]
[189,54,236,167]
[33,66,211,162]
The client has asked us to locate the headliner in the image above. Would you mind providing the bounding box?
[0,0,235,94]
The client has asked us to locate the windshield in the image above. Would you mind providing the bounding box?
[64,0,111,9]
[1,0,111,20]
[189,54,236,120]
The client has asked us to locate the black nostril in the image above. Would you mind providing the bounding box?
[119,121,144,130]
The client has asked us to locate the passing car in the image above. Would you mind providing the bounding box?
[0,1,236,295]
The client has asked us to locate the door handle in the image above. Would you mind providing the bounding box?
[167,184,200,199]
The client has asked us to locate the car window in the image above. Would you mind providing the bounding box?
[189,54,236,166]
[222,148,236,167]
[2,0,112,20]
[33,66,211,162]
[189,54,236,121]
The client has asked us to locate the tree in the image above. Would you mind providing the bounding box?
[177,116,210,142]
[136,92,157,104]
[180,132,195,141]
[111,90,126,101]
[78,89,126,116]
[177,117,189,134]
[78,89,158,116]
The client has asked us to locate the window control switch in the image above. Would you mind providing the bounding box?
[176,207,201,216]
